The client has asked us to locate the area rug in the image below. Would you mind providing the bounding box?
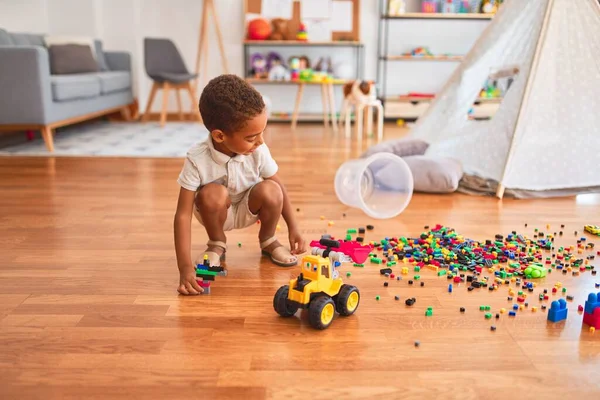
[0,121,209,158]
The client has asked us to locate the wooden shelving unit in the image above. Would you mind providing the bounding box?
[244,40,362,46]
[382,55,464,61]
[383,12,493,20]
[245,78,351,85]
[376,0,496,120]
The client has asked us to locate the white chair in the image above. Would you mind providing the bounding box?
[339,81,383,141]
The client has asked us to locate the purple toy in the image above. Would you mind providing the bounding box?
[249,53,267,78]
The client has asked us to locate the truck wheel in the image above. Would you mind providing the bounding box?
[273,285,298,317]
[308,295,336,330]
[336,285,360,316]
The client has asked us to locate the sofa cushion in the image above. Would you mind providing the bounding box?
[48,44,99,75]
[0,28,12,45]
[9,32,44,47]
[51,74,101,102]
[94,40,110,71]
[96,71,131,94]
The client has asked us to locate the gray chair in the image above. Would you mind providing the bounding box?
[141,38,202,126]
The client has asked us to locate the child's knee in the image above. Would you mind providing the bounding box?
[256,180,283,207]
[196,183,230,211]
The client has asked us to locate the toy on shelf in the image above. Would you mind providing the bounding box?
[296,22,308,41]
[481,0,501,14]
[266,52,290,81]
[442,0,455,13]
[421,0,437,13]
[583,292,600,330]
[273,238,360,330]
[249,53,268,79]
[388,0,407,15]
[289,57,300,80]
[269,18,291,40]
[195,254,227,295]
[247,18,271,40]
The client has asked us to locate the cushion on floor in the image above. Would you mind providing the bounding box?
[361,137,429,159]
[403,155,463,193]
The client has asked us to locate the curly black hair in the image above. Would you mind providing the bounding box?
[199,74,265,133]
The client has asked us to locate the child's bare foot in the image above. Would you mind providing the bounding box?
[260,237,297,267]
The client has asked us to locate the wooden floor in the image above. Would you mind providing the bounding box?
[1,122,599,399]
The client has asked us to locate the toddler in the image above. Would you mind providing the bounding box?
[174,74,306,295]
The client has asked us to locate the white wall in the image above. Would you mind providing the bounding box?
[0,0,488,115]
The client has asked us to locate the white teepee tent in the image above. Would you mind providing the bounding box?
[408,0,600,199]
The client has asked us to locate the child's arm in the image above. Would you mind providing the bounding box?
[174,187,203,295]
[266,174,306,255]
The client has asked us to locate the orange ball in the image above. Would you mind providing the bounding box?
[247,18,271,40]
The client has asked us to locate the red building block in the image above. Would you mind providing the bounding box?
[583,307,600,330]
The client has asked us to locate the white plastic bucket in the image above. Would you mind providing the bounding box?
[334,153,414,219]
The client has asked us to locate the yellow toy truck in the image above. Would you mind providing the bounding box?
[273,238,360,330]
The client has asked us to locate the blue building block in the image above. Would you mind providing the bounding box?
[509,311,516,317]
[548,298,568,322]
[584,292,600,315]
[513,304,519,311]
[448,284,453,293]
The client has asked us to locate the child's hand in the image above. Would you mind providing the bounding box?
[178,269,203,295]
[288,229,307,255]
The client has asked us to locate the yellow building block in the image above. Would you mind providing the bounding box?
[401,267,409,275]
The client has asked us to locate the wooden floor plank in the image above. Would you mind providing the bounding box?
[1,122,599,398]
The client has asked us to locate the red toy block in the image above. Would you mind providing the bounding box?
[578,305,584,312]
[454,276,461,283]
[517,296,525,303]
[583,307,600,329]
[552,287,558,293]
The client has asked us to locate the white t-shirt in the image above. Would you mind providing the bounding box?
[177,137,279,203]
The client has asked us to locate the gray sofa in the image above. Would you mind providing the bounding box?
[0,28,135,152]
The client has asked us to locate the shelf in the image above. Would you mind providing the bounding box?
[382,55,464,61]
[382,12,493,20]
[386,95,502,104]
[269,112,353,122]
[244,40,363,47]
[246,78,350,85]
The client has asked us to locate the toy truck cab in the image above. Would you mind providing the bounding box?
[273,239,360,330]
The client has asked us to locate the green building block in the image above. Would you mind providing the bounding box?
[371,258,382,264]
[345,234,352,241]
[485,306,491,311]
[437,270,447,276]
[480,305,485,311]
[414,266,421,272]
[347,229,357,234]
[375,295,380,301]
[425,307,433,317]
[353,263,364,267]
[485,313,492,319]
[414,275,420,280]
[387,261,396,267]
[523,264,547,279]
[346,272,352,277]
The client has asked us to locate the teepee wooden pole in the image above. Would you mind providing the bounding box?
[193,0,229,93]
[495,0,554,199]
